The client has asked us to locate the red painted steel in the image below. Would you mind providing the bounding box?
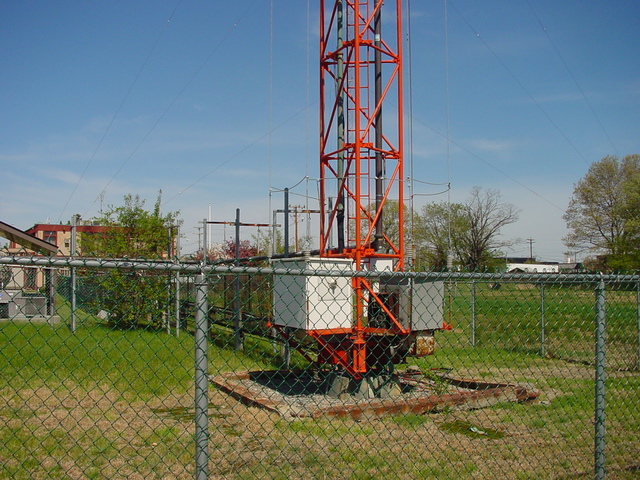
[317,0,405,378]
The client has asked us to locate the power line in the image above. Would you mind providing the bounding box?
[411,114,565,211]
[525,0,619,157]
[164,104,310,206]
[58,0,185,222]
[447,0,590,166]
[87,0,260,217]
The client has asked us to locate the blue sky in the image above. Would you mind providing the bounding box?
[1,1,639,261]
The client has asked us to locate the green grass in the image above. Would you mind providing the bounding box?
[0,321,194,399]
[442,281,639,369]
[1,279,639,479]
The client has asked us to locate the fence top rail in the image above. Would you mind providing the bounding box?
[2,254,639,285]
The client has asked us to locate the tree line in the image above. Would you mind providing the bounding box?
[368,154,640,272]
[79,155,640,274]
[75,153,638,329]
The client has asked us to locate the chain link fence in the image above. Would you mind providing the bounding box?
[1,255,639,479]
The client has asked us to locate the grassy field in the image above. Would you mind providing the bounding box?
[1,281,639,479]
[441,281,640,370]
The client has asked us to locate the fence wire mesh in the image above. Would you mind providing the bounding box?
[1,255,639,479]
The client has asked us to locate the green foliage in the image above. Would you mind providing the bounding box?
[253,228,285,256]
[414,202,465,271]
[80,193,181,330]
[81,192,180,259]
[564,154,640,271]
[91,269,171,330]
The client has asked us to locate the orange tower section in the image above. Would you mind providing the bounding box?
[317,0,406,379]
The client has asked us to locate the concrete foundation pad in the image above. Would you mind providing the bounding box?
[210,369,539,420]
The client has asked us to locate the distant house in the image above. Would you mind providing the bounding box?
[558,261,583,273]
[6,222,108,257]
[506,263,559,273]
[2,221,108,292]
[0,221,63,320]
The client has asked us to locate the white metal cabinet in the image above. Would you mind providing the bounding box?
[272,258,353,331]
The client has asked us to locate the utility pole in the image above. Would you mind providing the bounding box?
[527,238,535,261]
[273,205,320,256]
[195,225,204,259]
[204,212,270,351]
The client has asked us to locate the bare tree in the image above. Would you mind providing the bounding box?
[413,188,519,271]
[457,187,520,271]
[362,200,414,255]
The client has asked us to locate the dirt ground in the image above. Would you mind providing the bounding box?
[2,361,639,479]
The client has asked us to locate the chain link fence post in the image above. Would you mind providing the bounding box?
[194,273,209,480]
[540,283,546,357]
[471,280,476,347]
[234,208,243,352]
[595,277,606,479]
[637,280,640,371]
[70,215,77,333]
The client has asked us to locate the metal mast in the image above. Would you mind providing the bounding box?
[318,0,405,377]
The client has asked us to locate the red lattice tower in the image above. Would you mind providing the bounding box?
[316,0,406,378]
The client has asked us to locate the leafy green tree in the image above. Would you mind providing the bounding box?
[413,201,466,270]
[563,154,640,271]
[414,188,519,271]
[81,192,181,330]
[82,193,180,258]
[362,200,414,256]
